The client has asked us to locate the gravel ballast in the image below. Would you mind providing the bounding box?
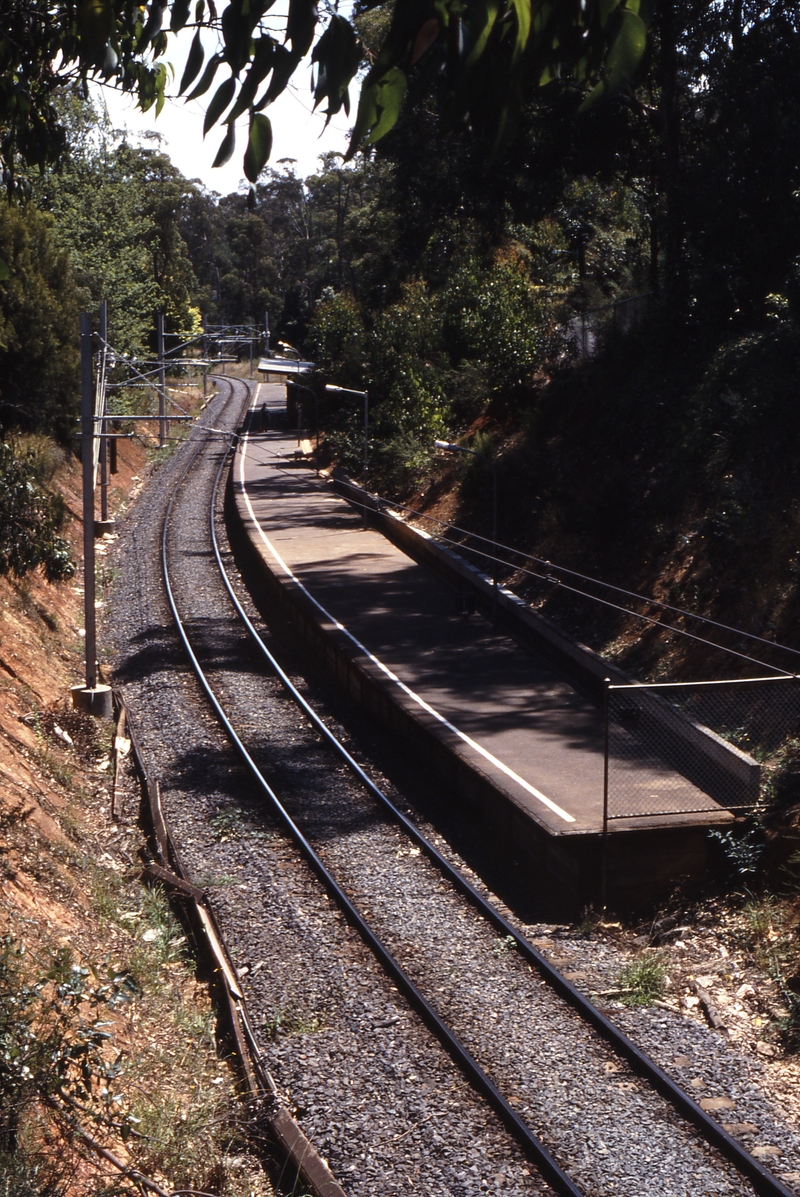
[107,375,800,1197]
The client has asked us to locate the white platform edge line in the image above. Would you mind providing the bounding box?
[237,385,575,825]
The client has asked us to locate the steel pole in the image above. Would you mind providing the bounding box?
[362,391,369,480]
[80,313,97,691]
[601,679,611,912]
[98,300,109,522]
[491,462,498,627]
[157,311,166,447]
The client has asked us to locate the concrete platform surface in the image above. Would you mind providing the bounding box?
[232,385,734,863]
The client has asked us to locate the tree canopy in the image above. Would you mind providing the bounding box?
[0,0,648,189]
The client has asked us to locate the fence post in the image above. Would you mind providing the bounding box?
[601,678,611,912]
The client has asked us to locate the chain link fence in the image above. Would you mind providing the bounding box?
[603,675,800,825]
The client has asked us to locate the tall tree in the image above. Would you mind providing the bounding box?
[0,200,79,439]
[0,0,648,189]
[35,97,201,353]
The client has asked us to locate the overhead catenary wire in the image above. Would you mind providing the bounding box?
[246,427,796,674]
[380,496,800,665]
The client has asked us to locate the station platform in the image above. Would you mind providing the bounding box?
[231,383,737,910]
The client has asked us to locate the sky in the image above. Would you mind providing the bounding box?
[94,23,353,194]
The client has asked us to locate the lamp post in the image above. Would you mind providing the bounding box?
[325,384,369,479]
[288,381,320,460]
[434,439,498,625]
[326,384,369,525]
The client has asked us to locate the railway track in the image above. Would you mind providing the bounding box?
[110,373,800,1197]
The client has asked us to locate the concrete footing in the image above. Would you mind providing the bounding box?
[94,519,117,537]
[71,684,113,718]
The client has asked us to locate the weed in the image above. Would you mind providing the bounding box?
[34,746,74,790]
[709,827,764,878]
[117,885,189,989]
[493,935,517,956]
[196,872,237,889]
[260,1007,326,1038]
[576,907,602,938]
[129,1081,237,1190]
[209,808,243,841]
[615,952,667,1007]
[737,895,787,967]
[88,860,127,924]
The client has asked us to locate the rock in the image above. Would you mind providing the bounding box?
[751,1145,782,1159]
[722,1123,759,1136]
[755,1041,778,1058]
[699,1096,735,1112]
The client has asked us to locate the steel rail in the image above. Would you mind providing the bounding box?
[216,379,797,1197]
[161,375,586,1197]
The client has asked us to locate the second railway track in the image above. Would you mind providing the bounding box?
[108,373,800,1197]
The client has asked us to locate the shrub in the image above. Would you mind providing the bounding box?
[0,441,74,582]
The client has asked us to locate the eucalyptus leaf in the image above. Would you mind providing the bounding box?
[212,122,236,167]
[187,54,220,101]
[179,30,205,95]
[204,76,236,134]
[244,113,273,181]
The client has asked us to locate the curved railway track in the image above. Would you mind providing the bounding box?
[111,373,800,1197]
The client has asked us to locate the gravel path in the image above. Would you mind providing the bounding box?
[106,374,800,1197]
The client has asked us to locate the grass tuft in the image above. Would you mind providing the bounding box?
[615,952,667,1007]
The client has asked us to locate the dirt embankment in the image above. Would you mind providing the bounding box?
[0,407,273,1195]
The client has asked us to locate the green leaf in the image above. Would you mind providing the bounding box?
[212,122,236,167]
[78,0,114,66]
[311,15,362,118]
[155,64,168,116]
[244,113,272,181]
[287,0,317,58]
[0,260,9,283]
[137,2,166,53]
[365,67,407,144]
[186,54,220,101]
[179,30,205,94]
[508,0,531,62]
[258,44,296,107]
[226,38,275,124]
[203,76,236,135]
[465,1,498,68]
[170,0,191,32]
[578,8,646,110]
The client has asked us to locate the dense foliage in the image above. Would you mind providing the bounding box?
[0,0,642,192]
[0,201,80,441]
[35,98,202,355]
[0,441,74,582]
